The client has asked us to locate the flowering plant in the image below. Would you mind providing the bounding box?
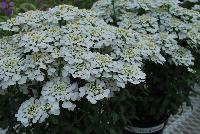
[0,1,199,133]
[92,0,200,127]
[0,4,156,127]
[93,0,199,49]
[0,0,15,16]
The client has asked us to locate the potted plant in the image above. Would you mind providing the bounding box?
[92,0,200,133]
[0,1,199,133]
[0,4,162,133]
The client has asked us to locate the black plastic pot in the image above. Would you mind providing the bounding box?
[124,118,168,134]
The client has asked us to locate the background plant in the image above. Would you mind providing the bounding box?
[92,0,200,124]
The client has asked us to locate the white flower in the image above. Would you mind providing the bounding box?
[187,23,200,45]
[61,46,92,64]
[82,25,116,48]
[92,0,114,23]
[41,77,78,105]
[0,55,27,89]
[61,32,87,47]
[15,98,48,127]
[92,53,115,72]
[47,5,79,22]
[0,36,21,57]
[16,97,61,127]
[79,79,110,104]
[93,0,196,67]
[128,0,164,10]
[92,0,180,23]
[26,51,53,67]
[62,61,99,81]
[169,5,200,21]
[119,14,159,34]
[102,78,120,97]
[0,128,7,134]
[16,10,46,30]
[113,62,146,88]
[62,101,76,111]
[19,30,54,52]
[192,5,200,11]
[23,51,54,81]
[50,46,62,59]
[137,34,166,64]
[120,47,142,63]
[0,18,20,31]
[171,47,194,67]
[41,99,60,116]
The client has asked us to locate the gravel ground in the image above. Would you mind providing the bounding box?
[164,84,200,134]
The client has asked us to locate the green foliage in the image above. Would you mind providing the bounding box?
[0,0,97,21]
[18,3,37,12]
[0,0,97,38]
[0,94,128,134]
[0,87,28,131]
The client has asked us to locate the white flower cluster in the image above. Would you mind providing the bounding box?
[41,77,78,110]
[0,5,149,126]
[15,97,60,127]
[193,5,200,11]
[0,2,197,127]
[0,128,6,134]
[79,79,110,104]
[92,0,199,66]
[92,0,180,22]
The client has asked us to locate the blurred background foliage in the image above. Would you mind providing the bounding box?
[0,0,97,37]
[0,0,97,21]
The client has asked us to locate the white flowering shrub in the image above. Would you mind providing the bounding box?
[92,0,200,56]
[0,2,197,129]
[91,0,200,131]
[0,4,155,127]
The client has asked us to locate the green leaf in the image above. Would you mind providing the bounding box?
[112,112,118,124]
[72,128,82,134]
[19,3,37,12]
[49,116,59,125]
[109,128,117,134]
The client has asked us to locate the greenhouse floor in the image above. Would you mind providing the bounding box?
[164,85,200,134]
